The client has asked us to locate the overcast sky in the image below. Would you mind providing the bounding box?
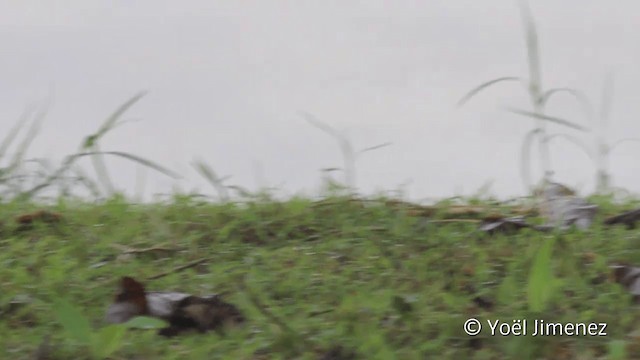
[2,1,640,201]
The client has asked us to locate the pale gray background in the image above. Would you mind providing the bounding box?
[2,1,639,201]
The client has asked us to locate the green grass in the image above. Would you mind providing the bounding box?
[1,194,640,359]
[1,3,639,357]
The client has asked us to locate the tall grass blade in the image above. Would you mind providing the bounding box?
[359,142,392,154]
[21,150,179,200]
[593,74,615,193]
[0,107,33,162]
[89,143,115,195]
[84,151,180,179]
[599,73,614,126]
[78,92,147,195]
[540,88,594,120]
[456,77,522,107]
[227,185,253,198]
[519,0,542,97]
[545,133,593,160]
[609,138,640,154]
[4,104,48,178]
[299,111,342,138]
[83,92,147,149]
[508,108,589,131]
[71,165,102,198]
[300,111,356,191]
[520,129,541,191]
[192,159,230,201]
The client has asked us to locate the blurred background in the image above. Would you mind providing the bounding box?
[2,0,639,201]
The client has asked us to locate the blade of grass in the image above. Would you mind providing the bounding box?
[609,138,640,154]
[519,0,542,98]
[81,92,147,195]
[456,77,522,107]
[540,87,594,121]
[89,143,115,195]
[21,150,179,199]
[0,106,34,163]
[508,108,589,131]
[71,165,102,198]
[359,142,392,154]
[192,159,230,201]
[520,128,541,192]
[4,104,48,176]
[545,133,593,160]
[82,92,147,149]
[599,73,614,126]
[300,111,356,191]
[85,151,180,178]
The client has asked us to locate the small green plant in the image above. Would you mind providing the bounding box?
[53,298,165,359]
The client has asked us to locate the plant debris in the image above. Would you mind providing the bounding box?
[31,335,53,360]
[147,257,211,280]
[318,345,357,360]
[0,294,33,319]
[15,210,62,231]
[105,276,244,337]
[391,295,415,315]
[610,263,640,303]
[472,296,495,311]
[479,216,538,235]
[604,208,640,229]
[537,182,598,230]
[109,243,181,255]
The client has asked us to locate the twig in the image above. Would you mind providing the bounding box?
[308,309,334,317]
[147,257,211,280]
[428,219,481,224]
[109,243,181,255]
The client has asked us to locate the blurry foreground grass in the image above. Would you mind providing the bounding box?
[1,194,640,359]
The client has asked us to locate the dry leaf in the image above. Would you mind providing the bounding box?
[604,208,640,229]
[611,263,640,302]
[15,210,62,232]
[538,182,597,230]
[478,216,550,235]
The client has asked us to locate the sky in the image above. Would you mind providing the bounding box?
[2,1,640,201]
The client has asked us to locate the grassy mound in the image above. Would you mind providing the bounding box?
[1,194,639,359]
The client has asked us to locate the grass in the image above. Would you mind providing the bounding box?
[2,194,640,359]
[300,111,392,194]
[458,1,591,192]
[2,1,640,358]
[0,92,179,202]
[459,1,640,196]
